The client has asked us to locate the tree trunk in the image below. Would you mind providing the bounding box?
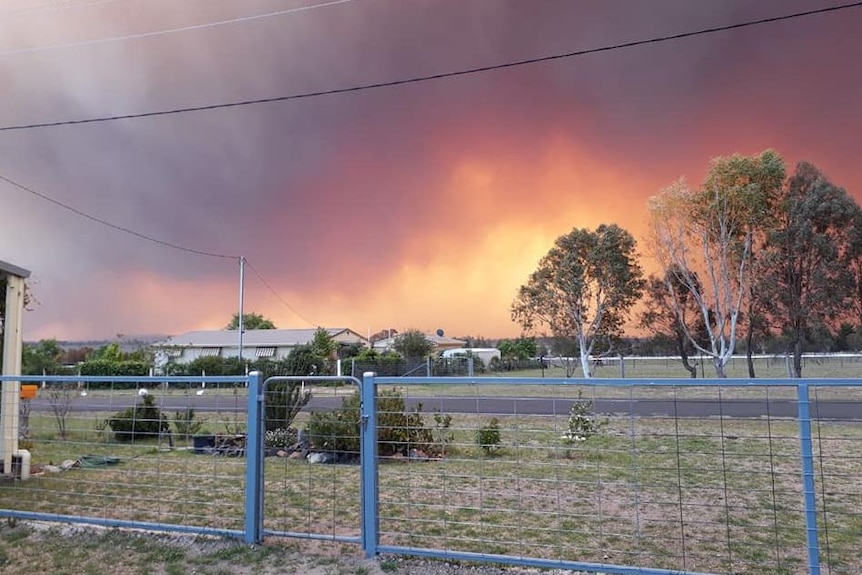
[579,351,592,378]
[676,331,697,378]
[792,338,803,378]
[745,323,756,378]
[713,356,728,378]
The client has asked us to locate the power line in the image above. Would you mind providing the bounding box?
[1,1,860,132]
[0,172,237,259]
[245,259,317,327]
[0,0,355,56]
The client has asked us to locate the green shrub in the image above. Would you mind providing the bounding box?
[476,417,502,455]
[108,394,169,442]
[172,408,203,441]
[264,381,312,432]
[306,388,434,456]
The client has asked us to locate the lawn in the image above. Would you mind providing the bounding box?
[3,395,861,575]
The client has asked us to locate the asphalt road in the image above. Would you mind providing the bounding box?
[27,394,862,420]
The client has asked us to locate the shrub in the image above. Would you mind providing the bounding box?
[172,408,203,441]
[264,381,312,432]
[562,390,606,444]
[476,417,502,455]
[108,394,169,442]
[306,388,435,456]
[264,427,298,449]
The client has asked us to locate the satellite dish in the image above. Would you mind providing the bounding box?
[436,328,444,337]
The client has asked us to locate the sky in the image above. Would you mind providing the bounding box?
[1,0,862,342]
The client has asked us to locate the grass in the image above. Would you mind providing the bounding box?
[4,382,862,575]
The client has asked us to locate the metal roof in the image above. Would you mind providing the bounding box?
[0,259,31,279]
[156,328,365,348]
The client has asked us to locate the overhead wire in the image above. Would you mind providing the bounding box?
[0,0,355,56]
[244,259,317,327]
[0,1,860,132]
[1,171,318,321]
[0,172,237,259]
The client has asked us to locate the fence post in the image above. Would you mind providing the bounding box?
[244,371,264,544]
[796,383,821,575]
[360,372,379,558]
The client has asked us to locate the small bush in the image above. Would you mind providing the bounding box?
[562,390,605,445]
[306,388,436,456]
[172,408,203,441]
[476,417,502,455]
[108,394,169,442]
[264,427,298,449]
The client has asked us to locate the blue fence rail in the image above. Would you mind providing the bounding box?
[2,373,861,575]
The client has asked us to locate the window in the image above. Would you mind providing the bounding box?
[166,349,182,358]
[256,347,276,358]
[199,347,221,357]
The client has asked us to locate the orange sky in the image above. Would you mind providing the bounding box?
[1,0,861,341]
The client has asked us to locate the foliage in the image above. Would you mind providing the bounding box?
[647,150,785,377]
[264,427,298,449]
[22,340,72,375]
[87,342,124,362]
[562,390,606,445]
[306,388,436,456]
[393,329,434,360]
[432,411,454,454]
[172,409,203,441]
[497,337,537,361]
[755,162,861,377]
[264,381,312,432]
[226,312,276,330]
[512,224,645,377]
[476,417,502,455]
[169,356,245,377]
[638,270,706,378]
[79,359,150,389]
[108,394,170,442]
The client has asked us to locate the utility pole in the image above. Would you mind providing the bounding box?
[238,256,245,362]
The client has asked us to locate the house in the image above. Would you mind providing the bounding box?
[153,328,367,364]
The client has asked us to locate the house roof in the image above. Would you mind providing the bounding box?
[0,258,31,279]
[156,328,366,348]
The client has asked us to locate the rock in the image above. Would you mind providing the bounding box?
[43,465,61,473]
[60,459,78,470]
[288,451,303,459]
[307,452,337,464]
[276,450,288,458]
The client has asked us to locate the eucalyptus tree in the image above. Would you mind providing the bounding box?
[639,267,706,378]
[512,224,644,378]
[647,150,785,377]
[755,162,861,377]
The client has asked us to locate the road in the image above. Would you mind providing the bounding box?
[27,394,862,420]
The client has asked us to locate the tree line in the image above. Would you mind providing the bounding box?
[513,149,862,378]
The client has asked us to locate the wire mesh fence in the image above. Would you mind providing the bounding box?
[2,375,251,535]
[369,378,862,575]
[2,374,861,575]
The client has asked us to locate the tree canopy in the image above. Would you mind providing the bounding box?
[226,312,276,330]
[754,162,861,377]
[647,149,785,377]
[512,224,644,377]
[393,329,435,359]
